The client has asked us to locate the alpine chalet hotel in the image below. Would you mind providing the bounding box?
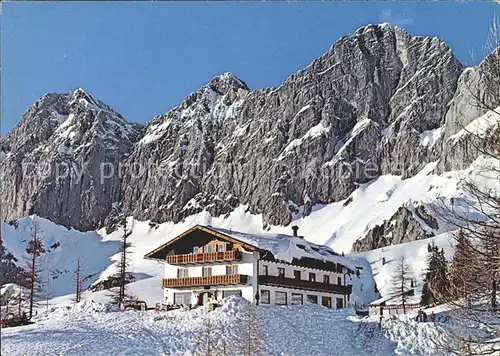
[145,225,354,308]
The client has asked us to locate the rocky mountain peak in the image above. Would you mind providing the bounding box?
[207,72,249,93]
[2,23,497,249]
[0,89,142,231]
[116,23,470,231]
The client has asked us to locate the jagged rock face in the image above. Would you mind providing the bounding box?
[118,73,250,224]
[0,89,143,231]
[2,23,496,244]
[352,204,437,252]
[436,49,500,173]
[118,24,464,228]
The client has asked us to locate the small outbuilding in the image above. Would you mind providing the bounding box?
[369,289,420,316]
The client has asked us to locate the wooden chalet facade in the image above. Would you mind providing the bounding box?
[144,225,353,308]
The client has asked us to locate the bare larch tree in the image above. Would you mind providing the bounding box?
[24,220,45,319]
[434,15,500,355]
[389,256,413,315]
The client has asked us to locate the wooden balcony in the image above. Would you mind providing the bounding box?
[258,275,352,295]
[166,250,243,265]
[163,274,249,288]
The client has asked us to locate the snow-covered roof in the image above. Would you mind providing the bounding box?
[144,224,361,272]
[369,289,420,306]
[205,226,358,271]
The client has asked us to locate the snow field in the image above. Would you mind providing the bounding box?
[2,297,445,356]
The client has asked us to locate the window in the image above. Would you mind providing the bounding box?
[337,277,342,285]
[294,270,301,280]
[193,246,199,254]
[322,296,332,309]
[278,268,285,278]
[222,290,242,298]
[307,295,318,304]
[204,245,213,253]
[261,290,270,304]
[336,263,343,273]
[336,298,344,309]
[309,273,316,282]
[216,244,224,252]
[226,265,238,275]
[262,265,268,275]
[323,275,330,284]
[177,268,188,278]
[275,291,287,305]
[174,292,191,305]
[291,293,303,305]
[202,267,212,277]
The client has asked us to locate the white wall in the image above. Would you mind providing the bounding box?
[162,252,351,308]
[369,306,382,316]
[164,250,255,278]
[164,285,254,305]
[162,250,257,304]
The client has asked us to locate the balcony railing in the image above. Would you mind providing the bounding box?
[162,274,249,288]
[258,275,352,295]
[166,250,243,265]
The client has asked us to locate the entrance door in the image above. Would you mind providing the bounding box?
[197,291,215,306]
[321,296,332,309]
[336,298,344,309]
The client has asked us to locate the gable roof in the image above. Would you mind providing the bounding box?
[144,224,358,271]
[143,224,260,260]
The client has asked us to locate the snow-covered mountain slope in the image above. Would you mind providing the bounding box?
[0,217,120,298]
[0,297,447,356]
[357,232,453,302]
[0,214,377,306]
[118,23,469,229]
[0,151,494,306]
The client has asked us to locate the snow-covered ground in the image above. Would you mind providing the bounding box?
[357,232,454,302]
[1,297,450,356]
[1,155,496,356]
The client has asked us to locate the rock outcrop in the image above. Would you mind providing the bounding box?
[352,203,438,252]
[1,23,497,251]
[118,24,464,229]
[0,89,143,231]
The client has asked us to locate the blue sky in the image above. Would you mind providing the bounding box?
[1,2,498,133]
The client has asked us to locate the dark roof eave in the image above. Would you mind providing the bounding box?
[143,225,261,261]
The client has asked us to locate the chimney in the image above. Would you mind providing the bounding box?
[291,225,299,237]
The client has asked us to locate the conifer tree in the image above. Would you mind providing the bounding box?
[449,230,478,303]
[73,258,83,303]
[109,219,133,306]
[422,245,450,305]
